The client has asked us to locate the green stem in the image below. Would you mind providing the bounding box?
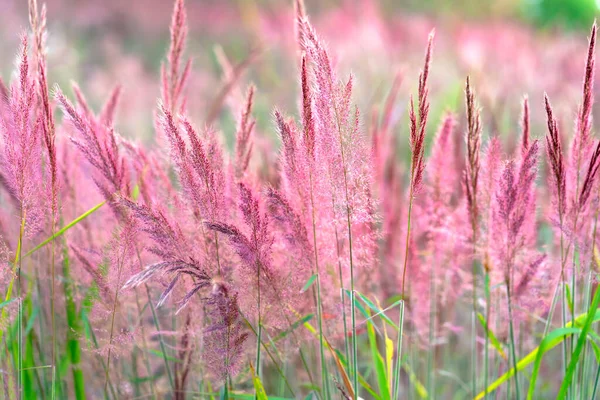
[255,260,262,393]
[484,270,490,400]
[145,284,174,390]
[309,172,329,400]
[506,282,520,400]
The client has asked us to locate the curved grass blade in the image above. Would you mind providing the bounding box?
[475,307,600,400]
[23,201,106,259]
[477,312,507,361]
[527,327,581,399]
[557,287,600,398]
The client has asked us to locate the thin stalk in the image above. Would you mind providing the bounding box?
[470,256,478,398]
[345,206,358,400]
[103,239,129,397]
[593,361,600,399]
[334,220,350,366]
[255,259,262,391]
[580,273,592,399]
[17,212,25,400]
[61,237,86,400]
[144,284,174,390]
[506,282,520,400]
[308,171,330,399]
[399,174,416,398]
[49,181,57,400]
[133,289,157,399]
[484,269,490,400]
[240,313,295,397]
[556,213,568,381]
[392,301,405,399]
[85,317,117,400]
[582,203,600,397]
[427,257,436,399]
[401,190,414,297]
[324,67,359,399]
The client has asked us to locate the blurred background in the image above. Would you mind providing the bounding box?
[1,0,598,151]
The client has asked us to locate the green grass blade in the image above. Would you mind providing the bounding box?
[475,307,600,399]
[477,312,507,361]
[527,327,581,399]
[62,235,86,400]
[23,201,105,259]
[300,274,318,293]
[250,363,268,400]
[557,287,600,398]
[272,314,313,342]
[365,308,391,399]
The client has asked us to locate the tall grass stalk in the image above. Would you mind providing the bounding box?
[506,283,519,399]
[427,258,436,399]
[61,240,86,400]
[145,284,174,390]
[484,267,491,399]
[103,237,129,397]
[308,172,330,399]
[392,300,405,399]
[17,212,26,400]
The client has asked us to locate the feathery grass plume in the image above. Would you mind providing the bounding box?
[101,218,139,396]
[544,95,567,221]
[464,76,482,244]
[493,142,540,282]
[565,22,597,230]
[204,281,249,385]
[206,184,274,288]
[162,0,191,114]
[573,23,596,167]
[275,110,300,191]
[492,140,541,399]
[401,28,435,298]
[463,76,483,396]
[275,52,332,393]
[298,13,378,397]
[424,112,466,308]
[206,182,274,379]
[266,186,313,268]
[55,87,131,215]
[206,45,260,127]
[0,36,44,237]
[28,1,61,391]
[234,86,256,179]
[580,141,600,210]
[160,106,227,222]
[70,245,113,304]
[119,197,212,312]
[0,39,45,393]
[416,112,468,393]
[521,96,530,155]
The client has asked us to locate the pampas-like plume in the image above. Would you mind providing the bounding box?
[409,30,435,194]
[580,140,600,210]
[464,76,482,240]
[162,0,191,114]
[204,281,249,385]
[402,29,435,297]
[55,87,130,213]
[492,140,541,398]
[521,96,530,155]
[544,95,567,219]
[120,197,211,312]
[0,37,44,235]
[234,87,256,179]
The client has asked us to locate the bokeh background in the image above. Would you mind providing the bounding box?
[1,0,598,151]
